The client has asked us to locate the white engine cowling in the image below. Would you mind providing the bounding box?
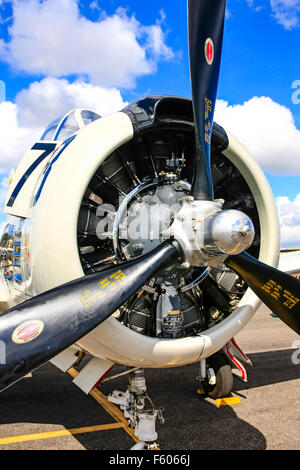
[2,97,280,368]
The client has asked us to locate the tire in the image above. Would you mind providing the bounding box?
[203,352,233,399]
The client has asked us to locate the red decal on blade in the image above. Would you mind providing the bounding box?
[205,38,214,65]
[12,321,44,344]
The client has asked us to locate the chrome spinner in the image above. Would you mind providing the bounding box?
[166,198,255,268]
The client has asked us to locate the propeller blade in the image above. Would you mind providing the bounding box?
[226,252,300,335]
[0,241,181,392]
[188,0,226,200]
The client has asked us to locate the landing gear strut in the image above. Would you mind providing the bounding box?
[108,369,162,449]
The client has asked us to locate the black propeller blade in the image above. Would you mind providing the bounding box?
[188,0,226,200]
[0,241,181,392]
[226,252,300,335]
[187,0,300,335]
[187,0,300,334]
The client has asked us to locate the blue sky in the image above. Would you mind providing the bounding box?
[0,0,299,245]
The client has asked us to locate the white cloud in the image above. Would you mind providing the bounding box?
[215,96,300,175]
[0,101,38,173]
[0,78,127,173]
[270,0,300,29]
[141,10,174,62]
[245,0,263,12]
[0,0,174,88]
[0,175,9,209]
[245,0,300,29]
[89,0,100,11]
[276,194,300,246]
[15,77,126,128]
[225,8,232,19]
[0,220,7,233]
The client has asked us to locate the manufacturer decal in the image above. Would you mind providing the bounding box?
[12,320,44,344]
[205,38,214,65]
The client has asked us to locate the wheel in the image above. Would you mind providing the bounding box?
[202,352,233,399]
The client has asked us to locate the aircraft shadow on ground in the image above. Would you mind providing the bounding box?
[0,348,298,450]
[235,348,300,391]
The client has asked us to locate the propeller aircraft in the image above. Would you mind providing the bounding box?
[0,0,299,449]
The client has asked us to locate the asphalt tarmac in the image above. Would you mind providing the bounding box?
[0,304,299,450]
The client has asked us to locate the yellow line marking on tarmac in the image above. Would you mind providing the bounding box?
[215,396,241,407]
[0,423,123,445]
[0,367,139,447]
[67,367,138,443]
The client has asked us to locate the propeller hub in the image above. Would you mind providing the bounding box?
[167,200,255,268]
[206,209,255,256]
